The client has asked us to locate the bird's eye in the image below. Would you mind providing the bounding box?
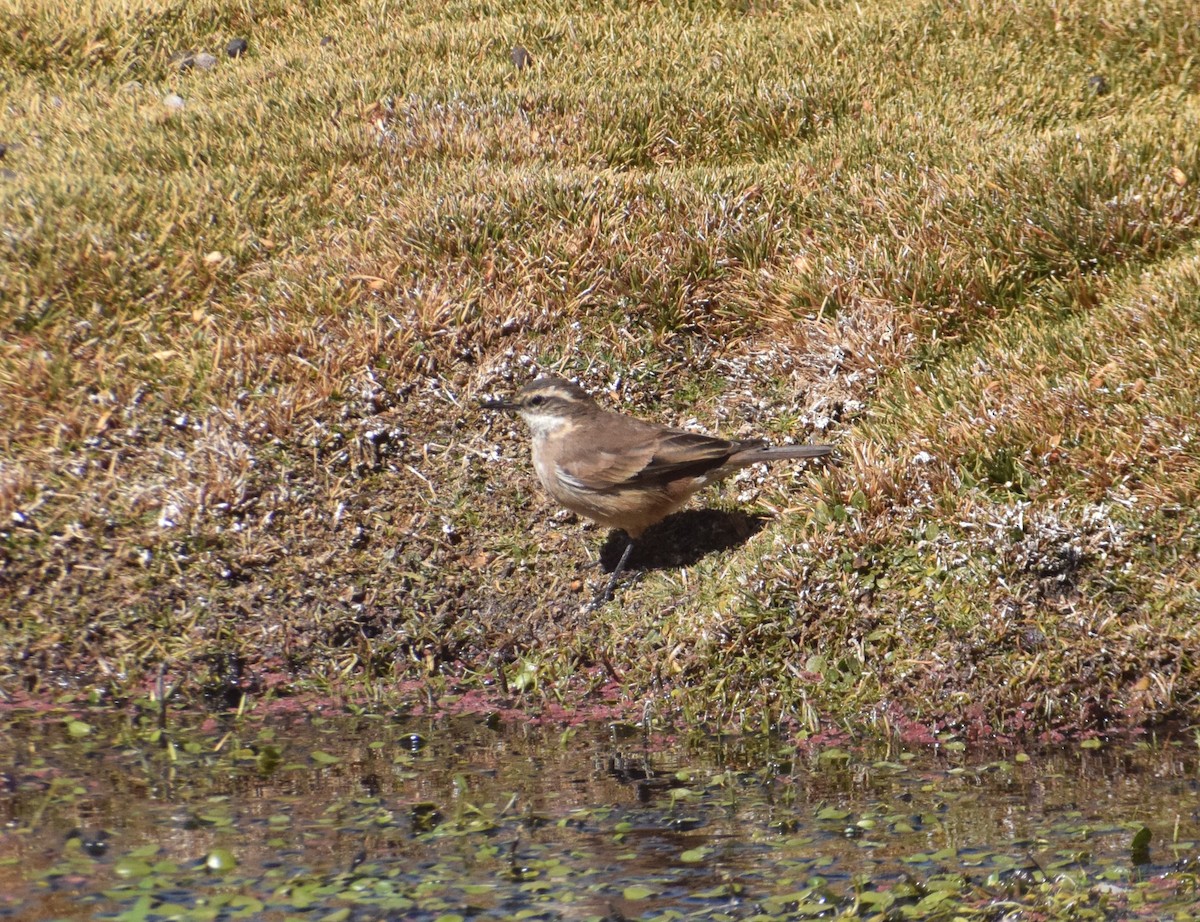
[528,395,545,407]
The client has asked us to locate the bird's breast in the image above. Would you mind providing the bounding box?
[530,435,560,495]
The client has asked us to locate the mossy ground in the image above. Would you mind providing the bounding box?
[2,0,1198,738]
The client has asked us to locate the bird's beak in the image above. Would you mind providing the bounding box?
[480,396,516,411]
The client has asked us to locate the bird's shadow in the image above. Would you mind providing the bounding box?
[598,509,768,574]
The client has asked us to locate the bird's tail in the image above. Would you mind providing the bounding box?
[731,443,833,465]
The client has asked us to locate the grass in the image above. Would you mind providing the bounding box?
[2,0,1199,738]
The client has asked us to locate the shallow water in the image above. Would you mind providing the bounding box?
[2,710,1199,920]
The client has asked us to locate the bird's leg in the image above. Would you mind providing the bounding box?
[591,535,636,608]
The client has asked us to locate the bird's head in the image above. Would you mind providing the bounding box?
[481,377,596,434]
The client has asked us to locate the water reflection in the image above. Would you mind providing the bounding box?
[2,712,1199,919]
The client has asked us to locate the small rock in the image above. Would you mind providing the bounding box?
[193,52,217,70]
[226,37,248,58]
[81,831,110,857]
[1022,627,1047,650]
[163,93,185,112]
[511,44,532,70]
[1087,74,1109,96]
[319,35,335,47]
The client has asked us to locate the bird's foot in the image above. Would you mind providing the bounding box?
[587,580,619,611]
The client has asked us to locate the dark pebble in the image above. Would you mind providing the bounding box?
[82,832,110,857]
[226,37,248,58]
[320,35,335,47]
[1087,74,1109,95]
[511,44,532,70]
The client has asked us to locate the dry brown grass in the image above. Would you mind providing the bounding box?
[2,0,1199,736]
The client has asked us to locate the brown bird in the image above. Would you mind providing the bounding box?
[482,377,833,604]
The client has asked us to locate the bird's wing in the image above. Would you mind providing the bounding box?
[557,423,741,491]
[633,429,744,484]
